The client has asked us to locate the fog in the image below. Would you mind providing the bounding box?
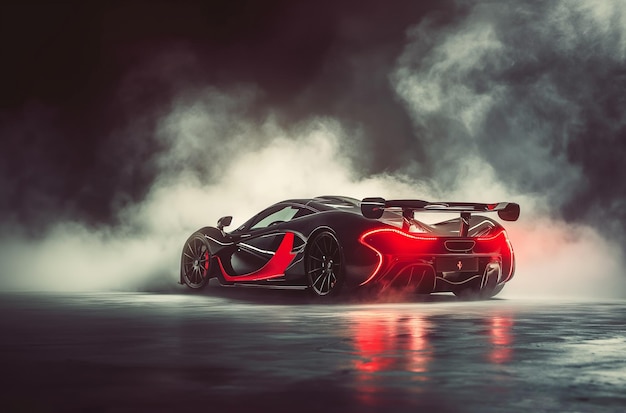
[0,100,431,292]
[0,0,624,298]
[0,90,623,297]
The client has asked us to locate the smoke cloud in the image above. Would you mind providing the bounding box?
[391,0,626,297]
[393,0,626,238]
[0,90,428,292]
[0,1,624,297]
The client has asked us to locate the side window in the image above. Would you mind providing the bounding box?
[250,206,300,230]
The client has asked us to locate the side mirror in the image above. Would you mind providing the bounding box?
[217,216,233,231]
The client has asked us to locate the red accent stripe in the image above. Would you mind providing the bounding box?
[218,232,296,282]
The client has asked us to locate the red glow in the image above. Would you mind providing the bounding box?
[358,227,514,287]
[348,312,432,404]
[358,239,383,286]
[358,228,437,285]
[352,318,393,372]
[503,236,515,281]
[488,315,514,364]
[361,228,438,242]
[218,232,296,282]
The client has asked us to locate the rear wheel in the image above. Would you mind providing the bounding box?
[181,233,211,289]
[305,231,344,297]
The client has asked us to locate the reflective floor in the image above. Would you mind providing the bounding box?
[1,288,624,412]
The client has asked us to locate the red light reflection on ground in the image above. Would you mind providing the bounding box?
[488,315,514,364]
[347,311,432,404]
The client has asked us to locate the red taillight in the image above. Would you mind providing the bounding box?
[358,228,437,285]
[358,227,515,286]
[359,228,438,256]
[360,228,438,243]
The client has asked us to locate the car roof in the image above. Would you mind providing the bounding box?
[280,195,361,213]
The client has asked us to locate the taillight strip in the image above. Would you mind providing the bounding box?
[358,228,437,285]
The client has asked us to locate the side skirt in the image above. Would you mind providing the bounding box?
[218,282,308,290]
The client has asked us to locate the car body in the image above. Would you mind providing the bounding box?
[180,196,520,298]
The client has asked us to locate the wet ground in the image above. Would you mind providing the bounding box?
[1,286,625,413]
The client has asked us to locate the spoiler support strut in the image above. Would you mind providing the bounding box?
[460,212,471,237]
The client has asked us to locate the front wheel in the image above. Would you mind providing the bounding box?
[181,233,211,289]
[305,230,345,297]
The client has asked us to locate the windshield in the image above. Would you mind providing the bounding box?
[233,203,315,233]
[250,206,300,230]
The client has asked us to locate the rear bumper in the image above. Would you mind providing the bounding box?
[356,228,515,293]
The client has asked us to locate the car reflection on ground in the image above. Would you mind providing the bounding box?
[344,308,515,404]
[488,315,514,364]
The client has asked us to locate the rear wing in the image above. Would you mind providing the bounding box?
[361,197,520,236]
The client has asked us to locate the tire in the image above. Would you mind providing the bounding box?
[181,233,211,289]
[305,230,345,297]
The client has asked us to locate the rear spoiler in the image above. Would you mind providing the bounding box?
[361,197,520,236]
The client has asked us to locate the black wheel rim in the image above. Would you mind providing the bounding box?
[182,236,210,288]
[307,232,342,296]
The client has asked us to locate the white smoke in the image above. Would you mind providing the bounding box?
[0,0,624,298]
[0,90,430,292]
[391,0,626,298]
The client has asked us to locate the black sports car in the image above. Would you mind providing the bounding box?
[180,196,520,298]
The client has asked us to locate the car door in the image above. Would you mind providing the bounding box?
[220,204,309,281]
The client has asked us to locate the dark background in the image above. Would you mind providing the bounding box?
[0,0,445,228]
[1,0,625,292]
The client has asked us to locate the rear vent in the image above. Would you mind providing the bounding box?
[444,240,475,252]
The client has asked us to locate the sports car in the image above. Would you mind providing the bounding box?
[180,196,520,298]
